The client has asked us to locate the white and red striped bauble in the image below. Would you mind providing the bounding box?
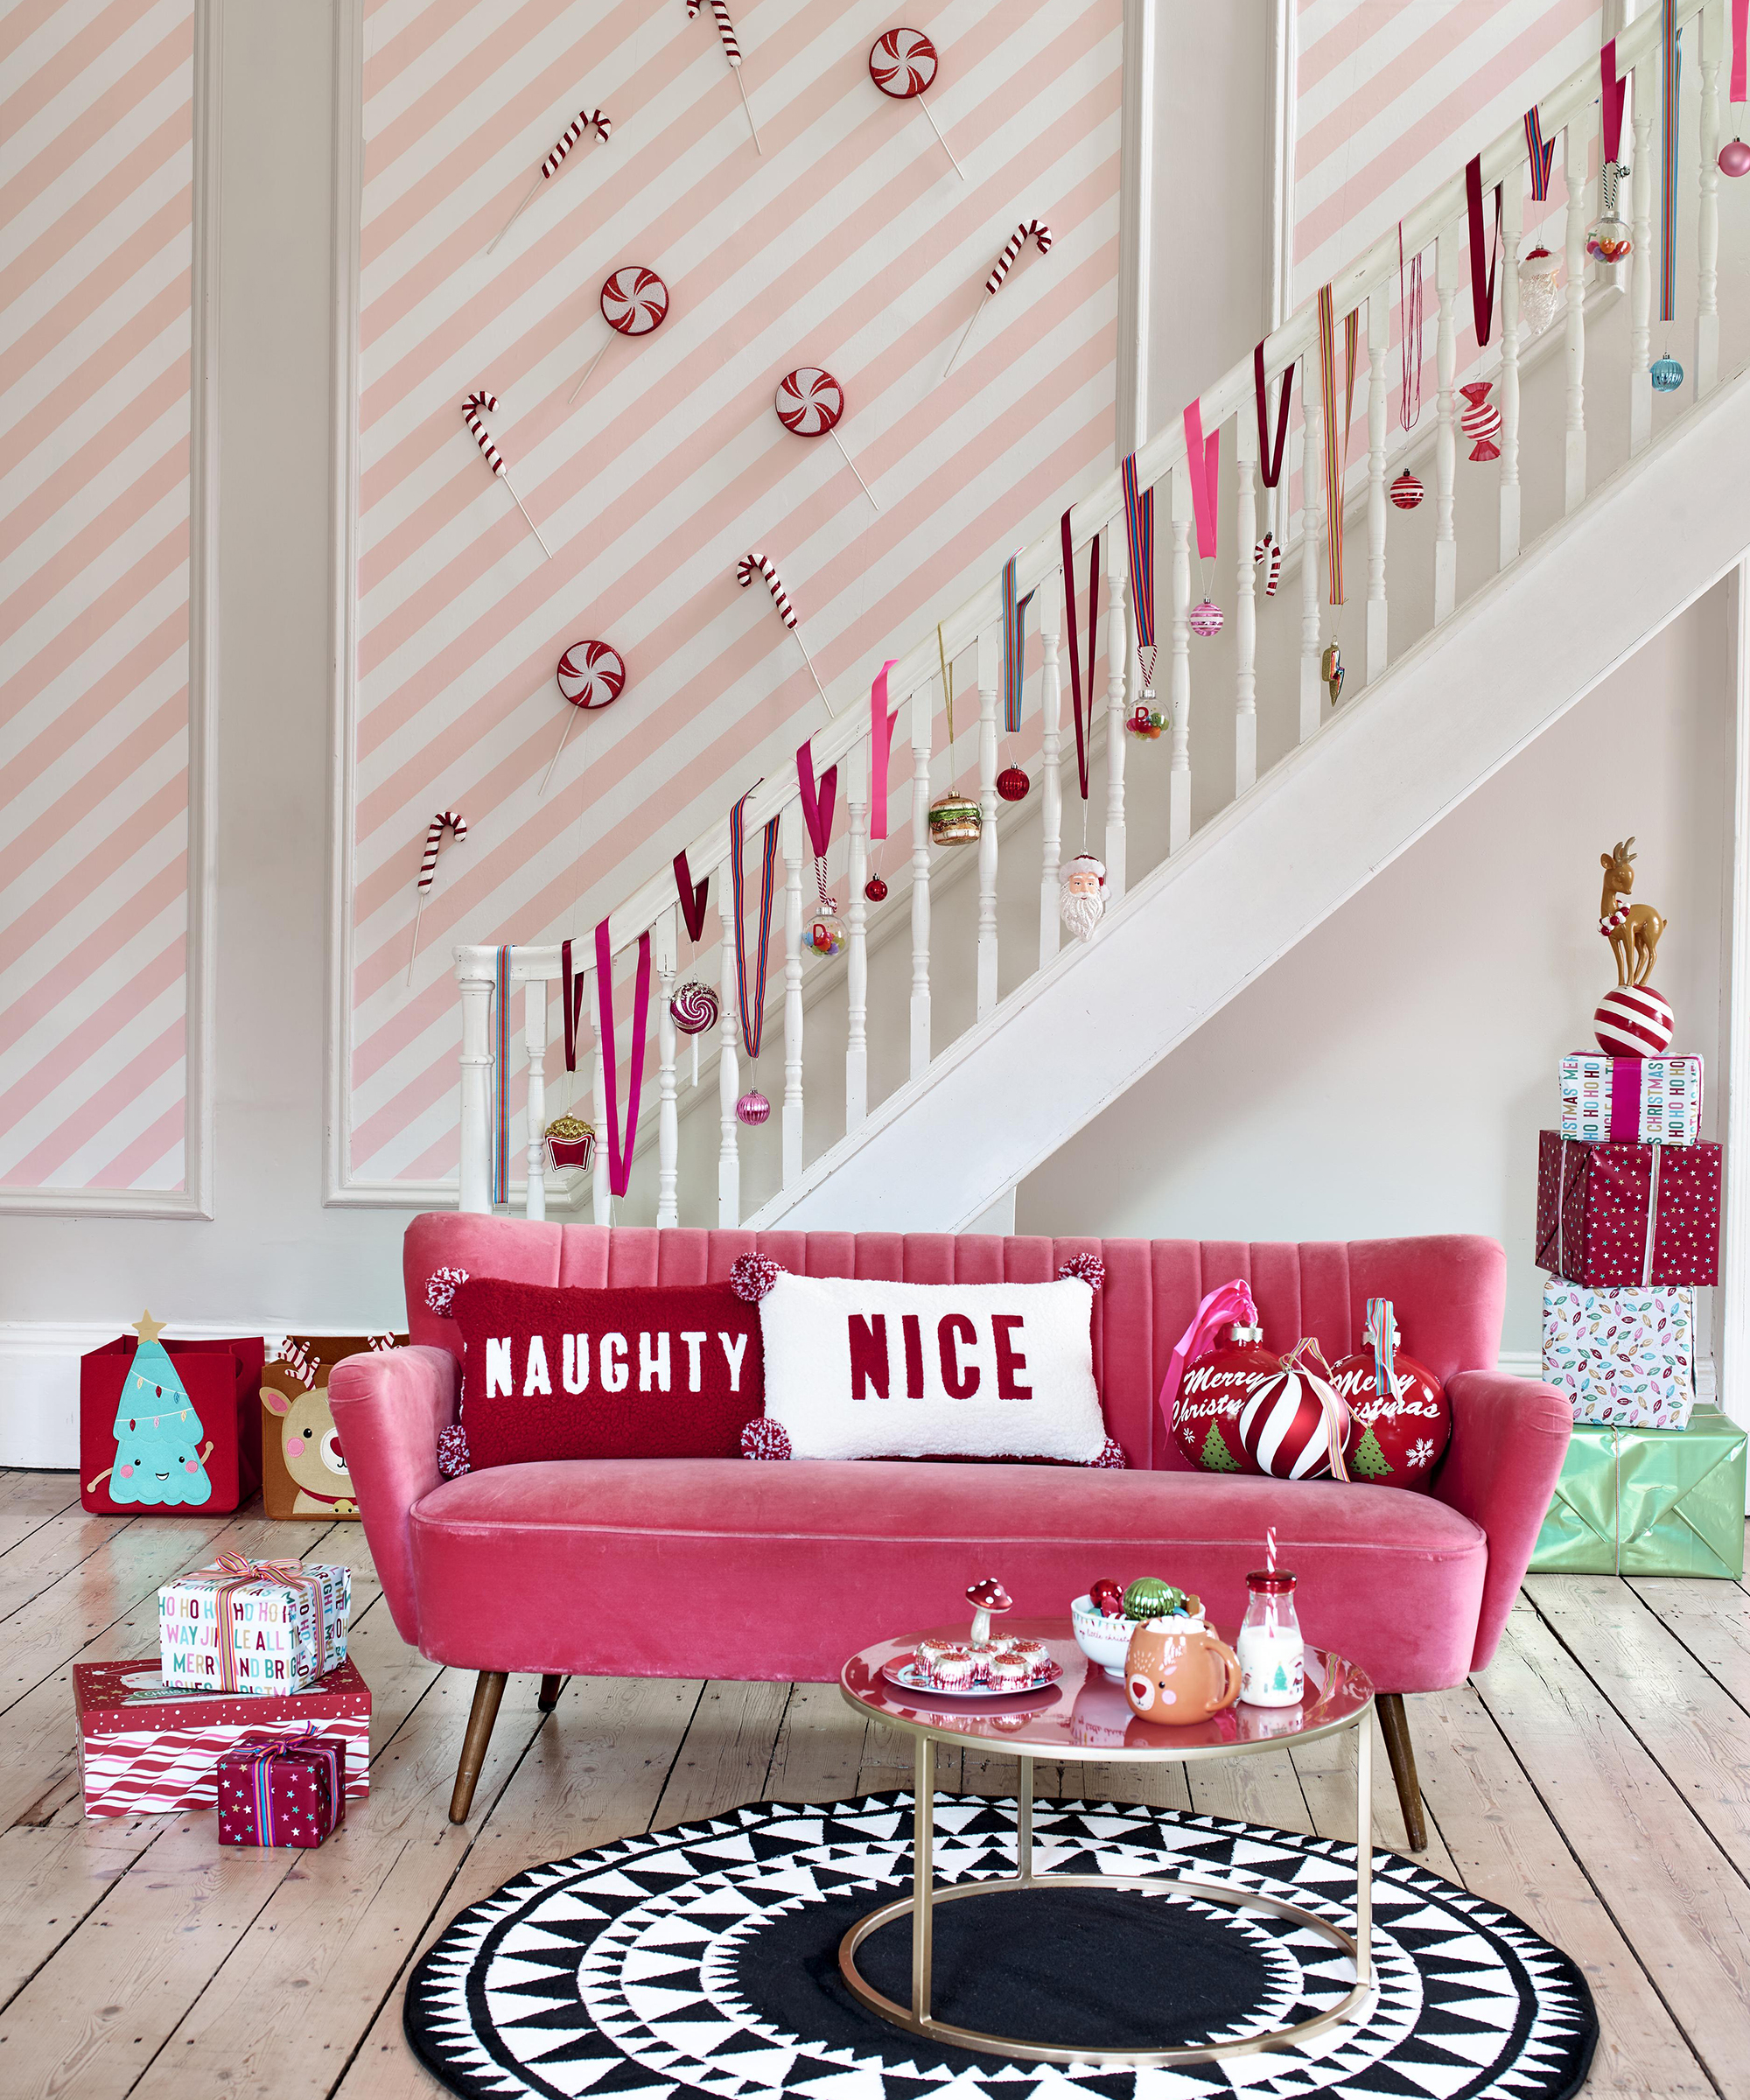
[1237,1354,1351,1480]
[1460,381,1502,461]
[1594,983,1675,1057]
[1189,598,1223,638]
[1390,470,1424,510]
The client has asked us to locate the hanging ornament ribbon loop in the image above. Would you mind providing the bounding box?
[1662,3,1681,325]
[560,937,589,1074]
[868,660,899,840]
[594,920,652,1199]
[1181,398,1221,564]
[1734,0,1747,103]
[1120,454,1156,689]
[1060,510,1098,804]
[1465,155,1503,348]
[674,851,710,946]
[1600,38,1628,164]
[1252,346,1294,489]
[729,787,780,1061]
[1001,557,1035,735]
[1316,286,1359,606]
[795,745,838,862]
[1523,105,1556,200]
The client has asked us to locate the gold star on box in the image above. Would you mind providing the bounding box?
[133,1309,167,1344]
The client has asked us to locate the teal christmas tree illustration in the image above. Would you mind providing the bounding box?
[1200,1422,1241,1472]
[102,1312,214,1507]
[1271,1662,1291,1692]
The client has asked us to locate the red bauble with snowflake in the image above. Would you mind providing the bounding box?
[1326,1348,1449,1491]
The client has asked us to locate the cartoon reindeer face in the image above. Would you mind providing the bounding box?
[262,1382,353,1503]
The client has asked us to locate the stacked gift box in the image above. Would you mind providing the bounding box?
[1531,1048,1745,1575]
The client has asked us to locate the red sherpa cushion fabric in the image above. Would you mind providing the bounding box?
[446,1278,764,1472]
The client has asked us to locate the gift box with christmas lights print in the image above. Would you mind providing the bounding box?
[216,1731,347,1848]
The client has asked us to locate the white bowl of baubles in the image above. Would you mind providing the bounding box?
[1072,1591,1205,1681]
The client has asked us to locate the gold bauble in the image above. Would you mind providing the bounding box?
[928,791,982,844]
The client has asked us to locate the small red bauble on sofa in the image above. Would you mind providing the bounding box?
[444,1278,763,1474]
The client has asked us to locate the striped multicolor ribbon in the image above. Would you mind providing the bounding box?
[594,920,651,1199]
[235,1729,340,1845]
[1316,286,1359,606]
[492,944,511,1204]
[1523,106,1555,200]
[1060,510,1098,803]
[1662,2,1681,324]
[1120,453,1155,688]
[1364,1298,1397,1400]
[200,1555,331,1690]
[1001,556,1035,733]
[729,788,780,1060]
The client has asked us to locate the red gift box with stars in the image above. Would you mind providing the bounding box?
[216,1732,346,1848]
[1536,1130,1721,1289]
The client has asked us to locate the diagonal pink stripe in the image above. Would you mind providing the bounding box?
[4,1011,184,1190]
[0,440,188,652]
[0,356,187,568]
[0,919,185,1134]
[94,1097,186,1194]
[0,853,186,1040]
[0,518,186,723]
[0,0,183,142]
[2,607,186,809]
[0,0,72,72]
[0,768,186,980]
[6,189,191,389]
[0,690,185,892]
[0,272,190,481]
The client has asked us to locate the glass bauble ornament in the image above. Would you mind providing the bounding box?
[864,874,888,902]
[1189,598,1224,638]
[1516,246,1562,338]
[735,1089,771,1126]
[1389,469,1424,510]
[1460,380,1501,461]
[543,1115,596,1172]
[807,908,846,960]
[1124,704,1164,740]
[1322,639,1344,707]
[997,765,1029,802]
[1649,354,1684,393]
[1586,164,1632,262]
[928,790,981,843]
[669,980,718,1034]
[1720,137,1750,177]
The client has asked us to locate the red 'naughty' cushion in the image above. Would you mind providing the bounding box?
[447,1278,764,1472]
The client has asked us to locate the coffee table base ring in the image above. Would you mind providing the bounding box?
[838,1872,1376,2068]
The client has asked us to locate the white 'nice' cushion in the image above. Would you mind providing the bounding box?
[756,1272,1105,1461]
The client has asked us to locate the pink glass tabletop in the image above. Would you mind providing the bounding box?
[841,1618,1373,1762]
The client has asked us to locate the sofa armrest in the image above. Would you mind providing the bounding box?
[329,1345,458,1650]
[1435,1368,1572,1672]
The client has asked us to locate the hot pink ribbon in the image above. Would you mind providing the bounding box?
[1601,38,1627,161]
[594,919,651,1199]
[1157,1278,1259,1440]
[868,660,899,840]
[1735,0,1747,102]
[1181,399,1220,562]
[796,743,837,859]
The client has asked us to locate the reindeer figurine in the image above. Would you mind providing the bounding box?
[1599,838,1666,987]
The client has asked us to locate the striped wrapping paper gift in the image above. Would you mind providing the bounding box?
[74,1657,370,1819]
[1558,1054,1703,1146]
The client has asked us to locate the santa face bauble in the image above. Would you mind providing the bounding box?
[1059,853,1107,942]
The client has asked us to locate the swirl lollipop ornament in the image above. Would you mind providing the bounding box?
[870,28,962,180]
[570,266,669,405]
[774,367,878,510]
[487,108,610,256]
[540,640,626,795]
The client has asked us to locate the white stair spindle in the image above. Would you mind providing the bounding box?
[781,802,805,1189]
[1433,223,1459,623]
[590,965,611,1225]
[1564,116,1589,511]
[1298,351,1323,742]
[656,906,679,1228]
[718,869,740,1227]
[846,738,870,1129]
[1039,578,1065,962]
[1699,0,1722,396]
[523,973,547,1222]
[1499,175,1523,568]
[1365,288,1389,683]
[1168,462,1193,853]
[1630,58,1655,451]
[1234,395,1257,794]
[458,962,494,1214]
[910,682,932,1078]
[1102,533,1130,900]
[976,626,1000,1018]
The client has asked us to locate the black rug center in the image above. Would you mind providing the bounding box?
[729,1881,1277,2059]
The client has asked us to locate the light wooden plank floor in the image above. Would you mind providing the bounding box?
[0,1471,1740,2099]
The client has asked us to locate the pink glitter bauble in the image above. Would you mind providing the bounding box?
[1189,598,1224,638]
[736,1089,771,1126]
[1721,138,1750,177]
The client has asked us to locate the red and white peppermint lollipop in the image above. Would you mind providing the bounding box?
[570,267,671,404]
[870,27,962,178]
[774,367,878,509]
[541,640,626,794]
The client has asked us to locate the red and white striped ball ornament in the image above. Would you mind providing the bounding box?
[1390,469,1424,510]
[556,640,626,709]
[1189,598,1224,638]
[1594,983,1675,1057]
[1237,1347,1352,1481]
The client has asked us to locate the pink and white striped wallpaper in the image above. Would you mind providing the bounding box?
[0,0,199,1200]
[342,0,1122,1193]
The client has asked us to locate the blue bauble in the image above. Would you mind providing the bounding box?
[1650,354,1684,393]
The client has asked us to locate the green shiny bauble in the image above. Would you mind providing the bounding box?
[1122,1577,1176,1621]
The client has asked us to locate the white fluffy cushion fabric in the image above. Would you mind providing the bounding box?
[756,1272,1106,1461]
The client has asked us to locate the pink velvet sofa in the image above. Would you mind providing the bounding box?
[330,1215,1572,1847]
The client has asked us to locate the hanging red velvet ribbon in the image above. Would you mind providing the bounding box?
[673,850,709,945]
[1600,38,1628,164]
[560,937,588,1073]
[593,920,651,1199]
[1060,509,1098,802]
[1252,344,1294,488]
[1734,0,1747,102]
[1662,1,1680,325]
[492,944,510,1205]
[1465,155,1502,347]
[867,660,898,840]
[729,786,780,1060]
[796,742,837,905]
[1181,398,1220,563]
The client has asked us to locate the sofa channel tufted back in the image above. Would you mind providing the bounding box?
[403,1215,1507,1473]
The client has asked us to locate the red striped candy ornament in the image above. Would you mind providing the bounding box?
[1237,1350,1352,1481]
[1390,469,1424,510]
[1252,534,1282,596]
[570,268,670,405]
[1460,381,1502,461]
[1594,983,1675,1057]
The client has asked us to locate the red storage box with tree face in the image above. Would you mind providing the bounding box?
[80,1320,264,1516]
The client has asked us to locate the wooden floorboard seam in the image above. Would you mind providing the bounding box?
[1628,1578,1750,1721]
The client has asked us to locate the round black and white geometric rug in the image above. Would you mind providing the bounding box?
[404,1792,1597,2100]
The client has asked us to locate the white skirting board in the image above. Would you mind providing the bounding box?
[0,1324,1720,1473]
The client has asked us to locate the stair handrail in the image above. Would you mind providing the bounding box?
[461,0,1698,982]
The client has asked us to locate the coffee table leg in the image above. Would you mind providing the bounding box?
[912,1736,934,2025]
[1017,1755,1033,1883]
[1355,1711,1373,1990]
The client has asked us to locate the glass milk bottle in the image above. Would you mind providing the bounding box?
[1236,1571,1305,1707]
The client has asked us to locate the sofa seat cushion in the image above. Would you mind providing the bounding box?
[408,1459,1485,1692]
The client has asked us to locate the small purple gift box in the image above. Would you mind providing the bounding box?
[215,1731,346,1848]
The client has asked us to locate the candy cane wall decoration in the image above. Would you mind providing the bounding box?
[946,220,1052,374]
[407,811,467,984]
[738,553,833,712]
[486,108,611,256]
[461,392,552,557]
[688,0,761,152]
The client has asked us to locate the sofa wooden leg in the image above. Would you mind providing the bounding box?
[1377,1692,1427,1852]
[538,1674,565,1712]
[450,1670,508,1824]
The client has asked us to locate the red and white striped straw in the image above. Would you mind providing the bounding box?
[408,811,468,983]
[738,555,833,712]
[948,220,1054,374]
[488,109,612,253]
[687,0,760,150]
[1265,1525,1278,1576]
[460,391,552,557]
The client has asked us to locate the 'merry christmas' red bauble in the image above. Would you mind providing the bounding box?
[1173,1329,1277,1474]
[1326,1349,1449,1491]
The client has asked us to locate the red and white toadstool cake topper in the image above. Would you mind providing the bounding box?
[869,28,963,179]
[967,1576,1012,1646]
[774,367,878,510]
[570,267,670,405]
[540,640,626,796]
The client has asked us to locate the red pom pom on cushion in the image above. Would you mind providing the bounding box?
[1088,1436,1127,1469]
[730,1254,784,1303]
[436,1424,472,1478]
[741,1418,792,1460]
[1058,1252,1105,1292]
[425,1265,469,1315]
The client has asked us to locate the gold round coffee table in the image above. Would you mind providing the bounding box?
[837,1618,1376,2068]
